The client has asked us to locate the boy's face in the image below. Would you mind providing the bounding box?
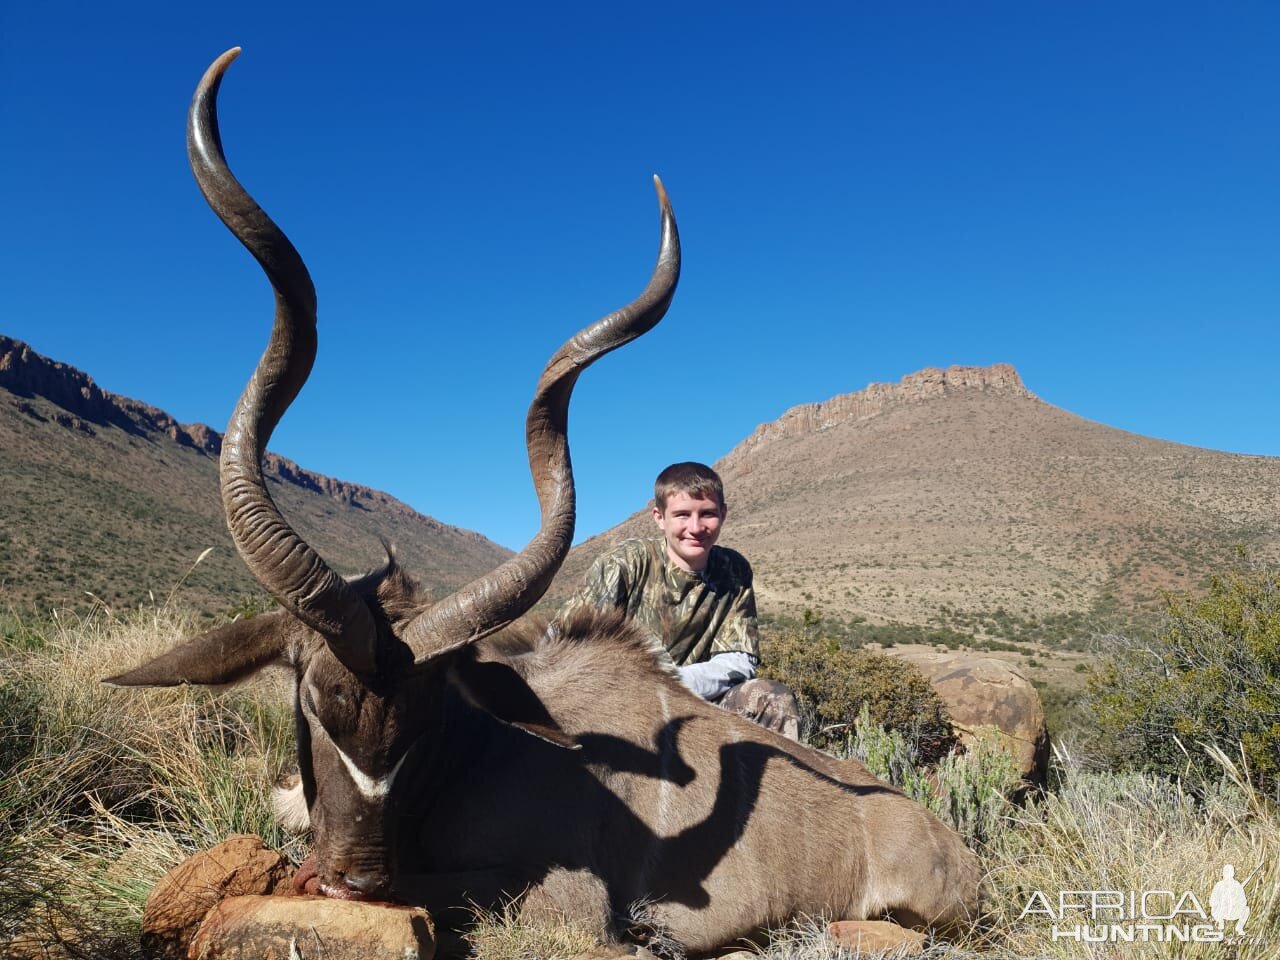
[653,491,724,573]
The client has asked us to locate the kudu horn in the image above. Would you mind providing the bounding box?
[187,47,680,674]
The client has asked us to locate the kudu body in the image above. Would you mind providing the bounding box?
[107,49,982,955]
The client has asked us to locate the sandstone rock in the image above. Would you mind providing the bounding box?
[720,364,1030,468]
[141,835,293,959]
[892,650,1049,787]
[719,678,801,741]
[190,895,435,960]
[827,919,926,956]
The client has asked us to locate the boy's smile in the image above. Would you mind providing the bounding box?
[653,491,725,573]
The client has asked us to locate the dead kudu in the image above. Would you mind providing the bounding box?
[106,48,983,956]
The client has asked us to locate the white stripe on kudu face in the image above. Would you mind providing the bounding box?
[335,744,409,800]
[302,683,410,800]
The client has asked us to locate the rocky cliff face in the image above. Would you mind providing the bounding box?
[1,335,215,447]
[0,334,464,526]
[720,363,1033,470]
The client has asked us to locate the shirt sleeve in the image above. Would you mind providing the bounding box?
[677,651,758,700]
[709,557,761,659]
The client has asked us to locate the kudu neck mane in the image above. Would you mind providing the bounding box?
[481,609,686,725]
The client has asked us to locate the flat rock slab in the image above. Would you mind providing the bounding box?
[190,895,435,960]
[142,834,293,959]
[828,920,926,956]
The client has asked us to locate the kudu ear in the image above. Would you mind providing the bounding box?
[448,650,579,750]
[103,613,289,687]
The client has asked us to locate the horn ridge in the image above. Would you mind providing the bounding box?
[405,179,680,663]
[189,49,377,675]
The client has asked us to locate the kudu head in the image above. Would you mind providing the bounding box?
[105,48,680,901]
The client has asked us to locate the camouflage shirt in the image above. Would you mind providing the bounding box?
[558,538,760,666]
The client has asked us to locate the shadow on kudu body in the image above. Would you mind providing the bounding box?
[105,47,983,956]
[391,612,981,953]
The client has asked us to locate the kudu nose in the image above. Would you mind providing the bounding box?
[345,870,384,901]
[340,868,388,899]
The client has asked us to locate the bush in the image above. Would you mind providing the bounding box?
[1087,563,1280,797]
[839,703,1019,847]
[758,625,955,762]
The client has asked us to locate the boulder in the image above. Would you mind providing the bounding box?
[141,834,293,959]
[827,920,926,955]
[891,650,1049,787]
[190,895,435,960]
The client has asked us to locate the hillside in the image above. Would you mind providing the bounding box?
[549,364,1280,647]
[0,335,512,614]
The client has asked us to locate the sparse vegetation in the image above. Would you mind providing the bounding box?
[759,616,956,761]
[839,703,1020,848]
[1087,561,1280,798]
[3,572,1278,958]
[0,385,512,615]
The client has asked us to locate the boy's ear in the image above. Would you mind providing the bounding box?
[447,649,579,750]
[103,613,290,687]
[652,502,666,527]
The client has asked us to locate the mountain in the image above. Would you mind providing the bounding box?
[548,364,1280,646]
[0,335,512,614]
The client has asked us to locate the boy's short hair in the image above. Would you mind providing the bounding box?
[654,462,726,513]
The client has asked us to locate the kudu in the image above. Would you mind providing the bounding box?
[106,48,983,955]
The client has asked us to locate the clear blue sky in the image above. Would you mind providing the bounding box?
[3,3,1276,551]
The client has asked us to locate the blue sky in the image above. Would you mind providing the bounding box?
[3,3,1276,551]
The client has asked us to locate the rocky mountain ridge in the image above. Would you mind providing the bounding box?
[721,364,1032,470]
[549,361,1279,646]
[1,334,508,612]
[0,335,477,528]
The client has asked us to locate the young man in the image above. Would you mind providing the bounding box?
[559,463,795,732]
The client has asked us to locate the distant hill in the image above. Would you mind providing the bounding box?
[0,335,512,614]
[548,364,1280,647]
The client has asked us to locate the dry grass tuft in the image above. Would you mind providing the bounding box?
[977,749,1280,959]
[466,904,600,960]
[1,606,301,958]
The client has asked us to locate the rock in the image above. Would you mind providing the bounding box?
[140,835,293,959]
[719,678,802,741]
[827,920,926,955]
[190,895,435,960]
[720,364,1030,468]
[892,650,1049,788]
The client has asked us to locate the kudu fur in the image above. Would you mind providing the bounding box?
[106,48,983,955]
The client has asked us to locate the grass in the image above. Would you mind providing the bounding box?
[976,746,1280,959]
[2,608,1278,959]
[466,905,600,960]
[0,605,302,958]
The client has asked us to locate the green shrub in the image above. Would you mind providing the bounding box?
[925,729,1021,847]
[758,626,955,762]
[1087,563,1280,797]
[839,703,1019,847]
